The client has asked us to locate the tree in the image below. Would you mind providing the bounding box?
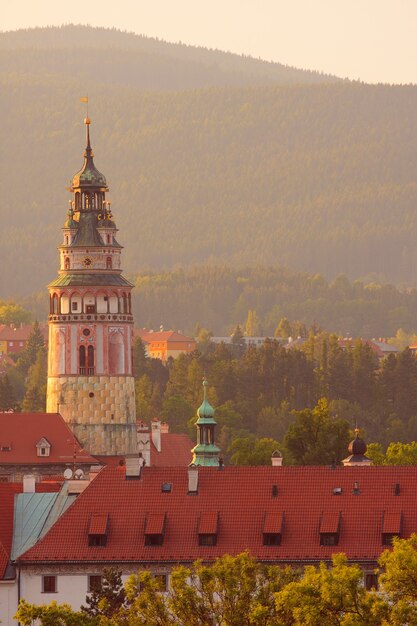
[245,309,261,337]
[0,302,31,325]
[0,374,17,411]
[21,347,47,411]
[275,553,387,626]
[283,398,350,465]
[16,321,45,376]
[81,568,126,618]
[229,436,281,466]
[121,552,298,626]
[230,324,246,358]
[274,317,292,339]
[15,599,96,626]
[379,534,417,625]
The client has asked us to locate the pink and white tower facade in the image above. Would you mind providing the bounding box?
[46,117,137,455]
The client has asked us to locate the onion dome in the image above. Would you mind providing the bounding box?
[348,429,367,456]
[196,379,215,422]
[63,206,78,229]
[71,118,108,190]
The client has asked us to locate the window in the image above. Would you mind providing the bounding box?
[382,533,397,546]
[9,342,13,347]
[364,573,378,591]
[87,345,95,375]
[42,575,57,593]
[19,341,24,347]
[88,534,107,547]
[72,301,78,312]
[79,345,86,375]
[88,575,102,592]
[145,533,164,546]
[40,447,47,456]
[199,534,217,546]
[320,533,338,546]
[154,574,167,592]
[263,533,281,546]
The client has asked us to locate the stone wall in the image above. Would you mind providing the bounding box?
[47,375,137,455]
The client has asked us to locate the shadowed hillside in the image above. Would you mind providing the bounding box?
[0,26,416,297]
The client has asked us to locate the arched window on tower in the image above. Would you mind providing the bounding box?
[87,345,95,375]
[128,293,132,314]
[122,293,128,314]
[64,257,70,270]
[79,345,86,375]
[106,257,112,270]
[52,294,59,315]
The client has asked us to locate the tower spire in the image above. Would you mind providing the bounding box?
[84,116,92,158]
[190,378,220,466]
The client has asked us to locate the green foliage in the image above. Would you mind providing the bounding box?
[275,554,387,625]
[16,321,46,376]
[81,568,126,618]
[15,599,96,626]
[0,302,31,325]
[284,398,350,465]
[229,436,281,466]
[0,374,17,411]
[379,534,417,625]
[21,347,47,411]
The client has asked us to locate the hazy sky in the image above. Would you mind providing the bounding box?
[3,0,417,84]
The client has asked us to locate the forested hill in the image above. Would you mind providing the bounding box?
[0,26,417,297]
[0,25,339,88]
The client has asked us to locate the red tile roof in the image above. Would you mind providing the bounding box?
[383,511,402,534]
[151,433,193,467]
[0,413,97,466]
[199,512,218,535]
[136,329,195,344]
[263,512,283,534]
[18,465,417,566]
[0,324,48,342]
[320,511,341,534]
[0,482,60,578]
[89,514,109,536]
[145,513,166,535]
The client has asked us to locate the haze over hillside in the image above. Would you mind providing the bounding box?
[1,25,416,297]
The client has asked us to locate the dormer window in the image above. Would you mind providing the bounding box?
[36,438,51,457]
[145,513,166,546]
[320,511,341,546]
[198,512,218,546]
[88,513,109,547]
[263,512,283,546]
[382,511,402,546]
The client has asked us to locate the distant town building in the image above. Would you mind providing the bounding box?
[338,338,400,359]
[136,328,196,362]
[0,324,48,355]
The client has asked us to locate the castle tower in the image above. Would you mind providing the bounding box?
[190,379,220,466]
[46,117,137,455]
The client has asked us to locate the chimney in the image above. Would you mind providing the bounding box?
[23,474,36,493]
[125,455,144,480]
[151,418,161,453]
[160,422,169,434]
[137,421,151,466]
[188,464,198,494]
[271,450,283,467]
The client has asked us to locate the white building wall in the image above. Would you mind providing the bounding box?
[0,581,18,626]
[19,571,131,613]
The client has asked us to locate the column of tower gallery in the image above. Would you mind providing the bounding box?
[46,117,137,455]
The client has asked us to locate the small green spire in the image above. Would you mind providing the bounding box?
[191,378,220,467]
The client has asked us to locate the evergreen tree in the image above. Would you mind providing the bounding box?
[81,567,126,618]
[16,321,45,376]
[21,347,47,412]
[0,374,17,411]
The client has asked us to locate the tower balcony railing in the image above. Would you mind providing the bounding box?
[49,313,134,323]
[79,367,95,375]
